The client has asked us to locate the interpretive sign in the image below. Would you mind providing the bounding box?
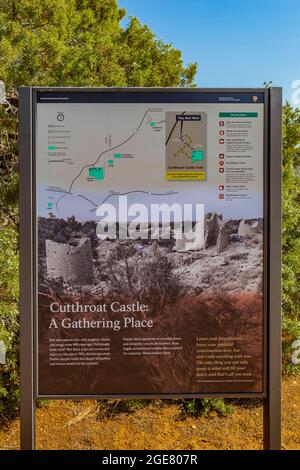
[19,88,281,408]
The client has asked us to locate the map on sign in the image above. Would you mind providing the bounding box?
[165,111,206,180]
[36,102,263,222]
[37,105,210,222]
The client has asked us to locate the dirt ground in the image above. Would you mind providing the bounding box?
[0,376,299,450]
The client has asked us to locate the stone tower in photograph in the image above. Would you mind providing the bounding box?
[45,238,93,285]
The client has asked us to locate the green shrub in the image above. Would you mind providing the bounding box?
[0,227,19,422]
[183,398,233,417]
[282,104,300,371]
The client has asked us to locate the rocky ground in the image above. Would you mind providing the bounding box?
[0,376,299,450]
[169,234,263,294]
[93,225,263,297]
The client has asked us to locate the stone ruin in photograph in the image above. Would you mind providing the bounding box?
[45,238,93,285]
[174,212,263,254]
[43,213,263,286]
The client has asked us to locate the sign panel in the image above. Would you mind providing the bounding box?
[34,89,266,397]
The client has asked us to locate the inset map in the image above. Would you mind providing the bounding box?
[165,111,206,180]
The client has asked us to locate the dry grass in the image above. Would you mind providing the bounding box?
[0,376,299,450]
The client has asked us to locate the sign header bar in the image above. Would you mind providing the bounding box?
[36,90,265,104]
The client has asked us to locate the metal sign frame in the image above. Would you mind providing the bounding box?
[19,87,282,450]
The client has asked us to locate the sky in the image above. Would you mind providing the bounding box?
[118,0,300,102]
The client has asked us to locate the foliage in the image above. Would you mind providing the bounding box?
[0,90,18,228]
[105,240,181,309]
[281,103,300,372]
[97,399,147,418]
[182,398,233,417]
[0,227,19,421]
[282,104,300,316]
[0,0,196,90]
[96,397,234,419]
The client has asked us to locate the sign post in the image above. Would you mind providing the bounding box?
[19,87,35,450]
[263,87,282,450]
[19,87,282,450]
